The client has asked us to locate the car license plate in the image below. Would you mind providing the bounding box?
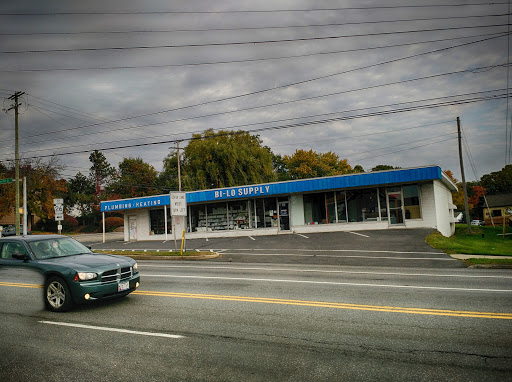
[118,281,130,292]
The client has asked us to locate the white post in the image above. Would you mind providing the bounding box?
[23,177,27,235]
[102,212,105,243]
[164,205,168,241]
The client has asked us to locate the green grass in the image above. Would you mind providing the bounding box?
[463,258,512,267]
[426,224,512,256]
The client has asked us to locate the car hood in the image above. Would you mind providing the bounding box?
[38,253,134,271]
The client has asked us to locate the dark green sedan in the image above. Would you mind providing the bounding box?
[0,235,140,312]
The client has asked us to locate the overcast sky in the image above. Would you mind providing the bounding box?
[0,0,510,186]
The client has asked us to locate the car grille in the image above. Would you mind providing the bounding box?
[101,267,132,284]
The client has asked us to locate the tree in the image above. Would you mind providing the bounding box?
[283,149,352,180]
[272,154,290,181]
[66,172,96,223]
[371,165,397,172]
[89,150,115,198]
[183,129,276,190]
[0,158,67,224]
[158,151,181,192]
[479,165,512,195]
[108,157,159,198]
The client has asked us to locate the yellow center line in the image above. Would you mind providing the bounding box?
[133,290,512,320]
[2,282,510,320]
[0,281,43,289]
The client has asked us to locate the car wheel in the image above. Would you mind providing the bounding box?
[44,276,73,312]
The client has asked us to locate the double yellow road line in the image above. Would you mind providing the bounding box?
[2,281,511,320]
[134,290,512,320]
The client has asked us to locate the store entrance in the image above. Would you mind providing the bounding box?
[387,191,405,225]
[278,199,290,231]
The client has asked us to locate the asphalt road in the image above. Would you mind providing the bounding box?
[1,256,511,381]
[85,229,467,268]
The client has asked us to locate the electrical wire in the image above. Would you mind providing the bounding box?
[2,13,509,36]
[2,24,509,54]
[1,3,508,15]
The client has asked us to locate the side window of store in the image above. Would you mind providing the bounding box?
[346,189,379,222]
[304,193,327,224]
[149,208,171,235]
[403,185,421,219]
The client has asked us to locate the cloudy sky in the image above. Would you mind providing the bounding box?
[0,0,510,186]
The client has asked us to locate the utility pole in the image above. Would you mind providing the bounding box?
[168,141,182,192]
[176,141,182,192]
[457,117,471,235]
[6,91,25,236]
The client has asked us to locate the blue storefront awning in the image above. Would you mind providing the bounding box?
[101,165,449,211]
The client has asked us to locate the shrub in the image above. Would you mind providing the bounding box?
[102,217,124,232]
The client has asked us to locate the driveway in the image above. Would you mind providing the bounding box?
[87,228,465,268]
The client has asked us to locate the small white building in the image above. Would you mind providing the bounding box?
[101,165,458,241]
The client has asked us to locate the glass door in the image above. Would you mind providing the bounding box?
[387,191,405,225]
[278,199,290,231]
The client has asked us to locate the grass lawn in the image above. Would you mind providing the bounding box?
[94,250,213,257]
[426,224,512,257]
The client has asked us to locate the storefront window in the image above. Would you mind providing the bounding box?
[304,193,327,224]
[189,205,205,232]
[403,185,421,219]
[207,202,229,231]
[149,208,171,235]
[326,193,336,223]
[346,189,379,222]
[379,188,388,221]
[229,200,250,230]
[336,191,347,223]
[260,197,277,228]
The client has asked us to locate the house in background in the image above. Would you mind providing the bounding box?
[484,193,512,226]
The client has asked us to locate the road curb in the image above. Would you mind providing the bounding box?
[127,252,221,261]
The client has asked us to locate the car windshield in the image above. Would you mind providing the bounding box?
[28,237,92,260]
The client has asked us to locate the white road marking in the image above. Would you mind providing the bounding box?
[348,231,370,238]
[140,274,512,292]
[138,264,512,279]
[249,236,256,240]
[296,234,309,238]
[216,252,456,260]
[39,321,184,338]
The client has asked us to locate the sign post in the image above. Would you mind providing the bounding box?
[54,198,64,234]
[170,192,187,251]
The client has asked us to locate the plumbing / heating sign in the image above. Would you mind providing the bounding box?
[170,192,187,216]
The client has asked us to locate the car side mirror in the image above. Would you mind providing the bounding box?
[12,253,29,261]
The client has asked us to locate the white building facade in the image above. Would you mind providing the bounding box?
[100,166,458,241]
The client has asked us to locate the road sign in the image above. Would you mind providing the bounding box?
[53,198,64,205]
[0,178,13,184]
[170,192,187,216]
[54,204,64,214]
[55,213,64,221]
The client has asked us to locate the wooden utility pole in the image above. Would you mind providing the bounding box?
[6,91,24,236]
[457,117,472,234]
[176,141,181,192]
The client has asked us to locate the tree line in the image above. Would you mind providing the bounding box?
[1,128,508,230]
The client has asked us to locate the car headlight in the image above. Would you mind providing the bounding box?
[132,263,138,273]
[76,272,98,281]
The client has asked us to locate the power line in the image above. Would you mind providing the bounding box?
[1,3,508,15]
[3,24,509,54]
[1,32,505,72]
[10,63,509,147]
[3,90,509,161]
[2,13,509,36]
[8,34,509,145]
